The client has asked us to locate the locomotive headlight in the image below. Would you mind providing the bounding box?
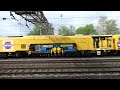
[28,50,31,55]
[118,42,120,48]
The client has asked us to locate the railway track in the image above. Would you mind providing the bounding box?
[1,57,120,79]
[1,56,120,61]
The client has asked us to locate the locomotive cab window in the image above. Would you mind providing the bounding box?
[101,37,105,40]
[92,37,99,48]
[119,38,120,42]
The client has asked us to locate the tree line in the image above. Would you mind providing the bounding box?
[28,16,120,36]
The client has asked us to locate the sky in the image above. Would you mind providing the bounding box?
[0,11,120,36]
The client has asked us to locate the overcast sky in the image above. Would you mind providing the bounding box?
[0,11,120,36]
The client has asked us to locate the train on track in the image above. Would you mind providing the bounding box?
[0,34,120,58]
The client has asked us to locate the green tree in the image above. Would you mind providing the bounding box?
[58,25,75,36]
[69,25,75,35]
[28,26,40,35]
[96,16,120,35]
[106,19,119,34]
[75,24,97,35]
[28,23,54,35]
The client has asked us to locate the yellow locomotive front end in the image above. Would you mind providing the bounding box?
[0,37,30,57]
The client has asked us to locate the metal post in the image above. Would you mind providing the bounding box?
[39,25,41,35]
[38,27,41,35]
[60,14,62,27]
[20,16,21,36]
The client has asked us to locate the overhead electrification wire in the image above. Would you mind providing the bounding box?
[47,16,120,19]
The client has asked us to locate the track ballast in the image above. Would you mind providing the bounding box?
[1,57,120,79]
